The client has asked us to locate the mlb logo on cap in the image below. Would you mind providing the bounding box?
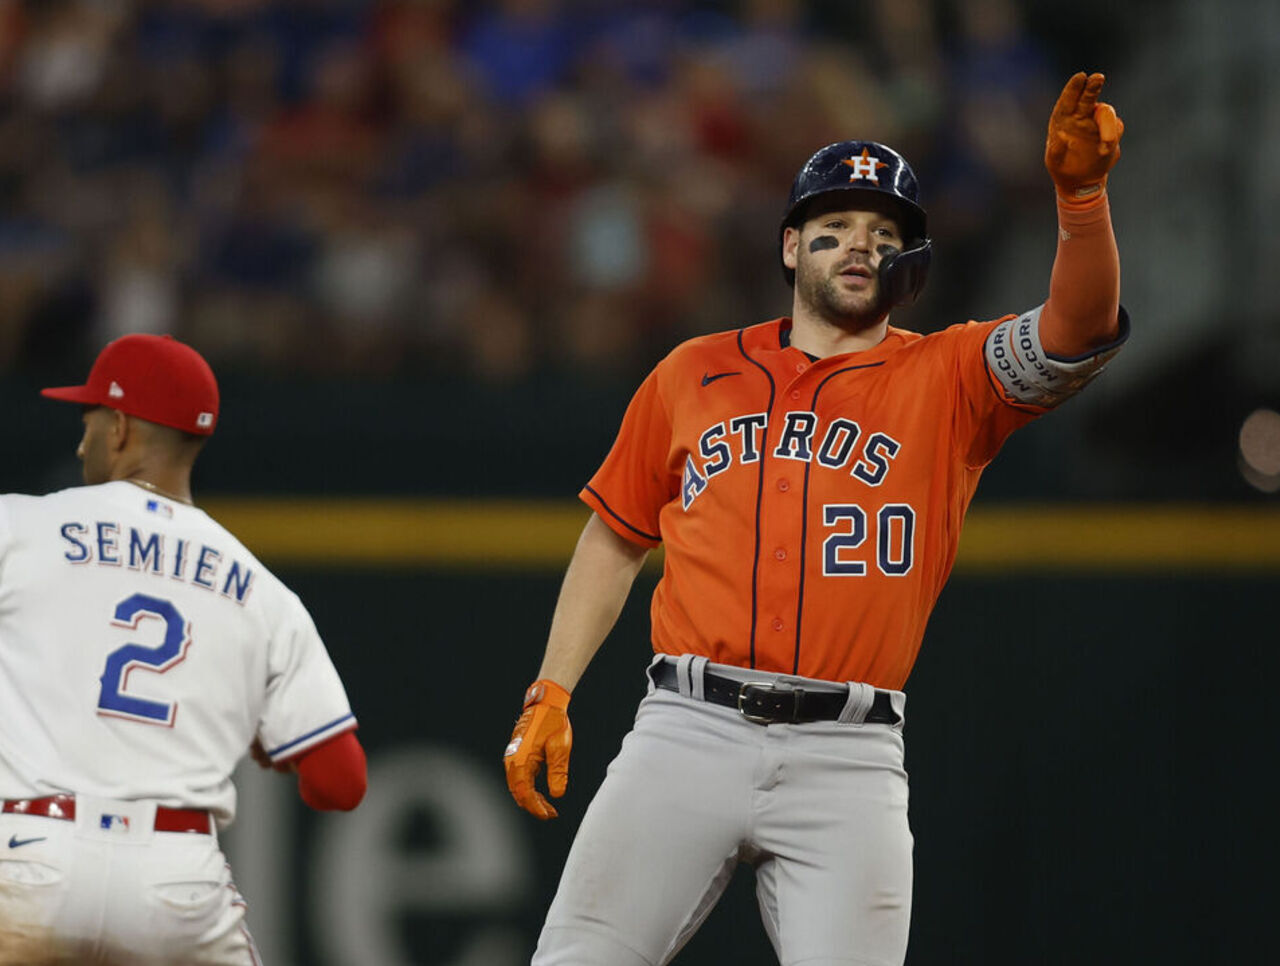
[40,334,220,436]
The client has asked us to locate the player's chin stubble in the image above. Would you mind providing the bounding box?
[796,260,883,330]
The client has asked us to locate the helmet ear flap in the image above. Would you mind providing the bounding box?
[877,239,932,307]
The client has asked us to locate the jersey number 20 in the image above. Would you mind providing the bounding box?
[97,593,192,726]
[823,503,916,577]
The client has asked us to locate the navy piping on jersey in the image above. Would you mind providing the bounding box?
[738,327,776,670]
[268,712,355,757]
[584,485,661,543]
[794,361,886,676]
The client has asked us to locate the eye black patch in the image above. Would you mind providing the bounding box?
[876,244,901,258]
[808,235,839,253]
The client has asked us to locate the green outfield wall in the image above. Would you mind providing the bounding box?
[212,502,1278,966]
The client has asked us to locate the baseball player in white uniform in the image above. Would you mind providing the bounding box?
[0,334,367,965]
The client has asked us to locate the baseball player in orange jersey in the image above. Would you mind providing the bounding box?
[505,73,1127,964]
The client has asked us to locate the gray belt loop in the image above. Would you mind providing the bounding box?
[688,656,709,701]
[646,653,666,695]
[889,691,907,727]
[675,654,696,698]
[838,682,875,723]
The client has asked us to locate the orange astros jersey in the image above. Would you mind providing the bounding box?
[582,316,1045,690]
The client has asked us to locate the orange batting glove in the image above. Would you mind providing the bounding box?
[504,678,572,820]
[1045,71,1124,203]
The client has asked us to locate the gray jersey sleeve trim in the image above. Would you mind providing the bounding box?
[984,304,1129,408]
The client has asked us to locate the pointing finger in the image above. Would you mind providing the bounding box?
[1051,71,1088,121]
[1076,72,1105,117]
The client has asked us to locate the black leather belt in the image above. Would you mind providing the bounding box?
[650,661,900,726]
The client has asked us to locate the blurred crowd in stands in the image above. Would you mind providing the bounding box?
[0,0,1066,386]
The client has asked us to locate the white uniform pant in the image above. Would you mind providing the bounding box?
[0,796,260,966]
[534,657,912,966]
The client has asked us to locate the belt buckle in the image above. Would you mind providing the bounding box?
[737,682,800,725]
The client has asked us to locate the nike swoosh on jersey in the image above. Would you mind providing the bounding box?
[701,371,742,386]
[7,835,47,849]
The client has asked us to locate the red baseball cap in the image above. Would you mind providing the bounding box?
[41,334,219,436]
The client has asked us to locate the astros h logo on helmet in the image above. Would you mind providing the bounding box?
[842,149,888,184]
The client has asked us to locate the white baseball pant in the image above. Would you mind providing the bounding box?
[533,656,912,966]
[0,795,260,965]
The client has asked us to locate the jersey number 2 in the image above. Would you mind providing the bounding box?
[97,593,192,726]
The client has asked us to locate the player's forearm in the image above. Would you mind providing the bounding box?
[536,513,649,692]
[1039,194,1122,357]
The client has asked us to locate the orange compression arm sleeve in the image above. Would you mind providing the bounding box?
[1038,192,1122,357]
[294,730,367,811]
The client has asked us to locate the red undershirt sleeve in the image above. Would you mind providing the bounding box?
[293,729,367,811]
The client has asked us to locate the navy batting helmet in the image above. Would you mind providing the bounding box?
[780,140,932,306]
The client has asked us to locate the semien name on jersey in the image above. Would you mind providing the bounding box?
[59,521,255,605]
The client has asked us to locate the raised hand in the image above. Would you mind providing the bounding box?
[1045,72,1124,201]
